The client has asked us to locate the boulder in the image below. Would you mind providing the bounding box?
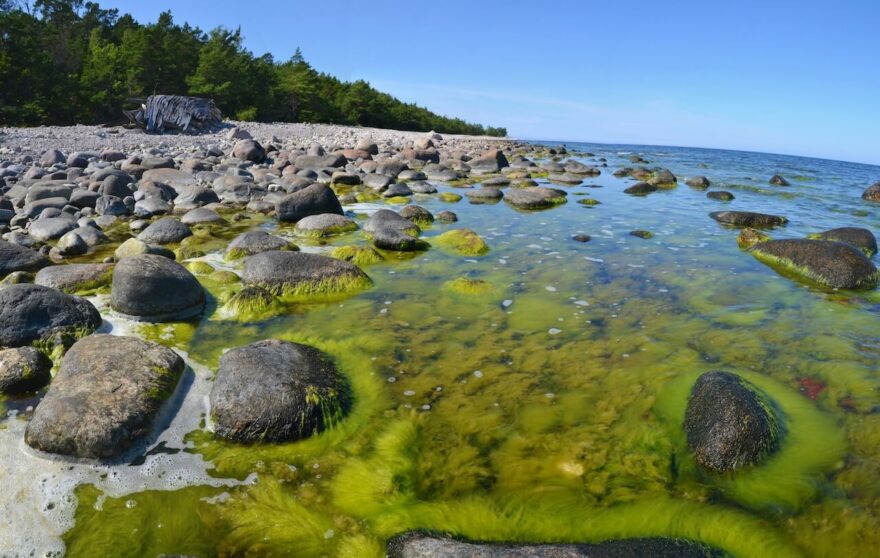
[706,191,734,201]
[242,251,371,298]
[294,213,358,237]
[709,211,787,227]
[504,187,567,210]
[623,182,657,195]
[29,217,76,241]
[276,183,343,222]
[750,239,879,290]
[364,209,420,237]
[111,254,205,321]
[684,371,781,473]
[371,228,430,251]
[54,230,88,256]
[0,284,101,347]
[35,263,113,294]
[398,205,434,226]
[686,176,711,189]
[181,207,224,225]
[210,339,351,443]
[807,227,877,257]
[137,217,192,245]
[0,240,49,276]
[25,335,184,458]
[769,174,789,186]
[225,230,296,260]
[232,139,266,163]
[862,182,880,201]
[0,346,52,395]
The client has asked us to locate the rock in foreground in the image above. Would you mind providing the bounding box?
[387,533,723,558]
[210,339,350,443]
[25,335,184,458]
[684,371,781,473]
[0,284,101,347]
[750,239,878,290]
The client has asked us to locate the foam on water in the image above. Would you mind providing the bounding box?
[0,308,254,557]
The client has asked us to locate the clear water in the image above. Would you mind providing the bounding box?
[1,142,879,557]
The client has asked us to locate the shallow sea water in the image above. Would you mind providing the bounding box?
[1,142,879,557]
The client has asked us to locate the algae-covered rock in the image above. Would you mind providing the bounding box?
[750,239,878,290]
[111,254,206,321]
[437,192,462,203]
[330,245,385,266]
[186,261,215,275]
[623,182,658,196]
[710,211,787,228]
[684,371,781,473]
[210,339,350,443]
[364,209,420,237]
[34,263,113,294]
[293,213,358,237]
[577,198,601,206]
[387,533,724,558]
[0,284,101,348]
[371,228,430,251]
[221,286,285,321]
[25,334,184,458]
[444,277,494,295]
[0,346,52,395]
[629,230,654,239]
[686,176,711,190]
[225,230,297,261]
[242,251,371,299]
[504,187,567,210]
[399,205,434,226]
[706,191,735,201]
[737,228,770,249]
[806,227,877,257]
[434,229,490,256]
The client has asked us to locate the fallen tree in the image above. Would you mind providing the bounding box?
[124,95,223,134]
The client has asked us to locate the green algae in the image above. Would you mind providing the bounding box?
[331,245,385,266]
[208,270,241,284]
[438,192,462,203]
[433,229,490,256]
[750,246,880,290]
[252,273,373,303]
[385,196,411,205]
[186,260,215,275]
[577,198,601,206]
[221,286,286,322]
[444,277,495,295]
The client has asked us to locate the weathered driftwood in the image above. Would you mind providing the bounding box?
[124,95,222,134]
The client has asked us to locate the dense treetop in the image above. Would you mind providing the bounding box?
[0,1,507,136]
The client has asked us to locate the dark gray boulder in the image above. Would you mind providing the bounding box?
[862,182,880,201]
[623,182,658,196]
[710,211,787,227]
[276,183,343,222]
[0,284,101,347]
[769,174,790,186]
[807,227,877,257]
[137,217,192,245]
[242,251,371,298]
[0,240,49,276]
[504,187,567,210]
[371,228,430,251]
[35,263,113,294]
[399,205,434,225]
[750,239,878,290]
[364,209,421,237]
[706,191,735,201]
[111,254,205,321]
[0,346,52,394]
[684,371,781,473]
[210,339,351,443]
[388,533,723,558]
[25,334,184,458]
[225,230,296,260]
[686,176,711,189]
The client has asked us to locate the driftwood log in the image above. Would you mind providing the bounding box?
[124,95,222,134]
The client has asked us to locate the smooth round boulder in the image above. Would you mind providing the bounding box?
[364,209,420,237]
[0,240,49,276]
[0,346,52,394]
[294,213,358,237]
[29,217,76,241]
[242,251,371,298]
[225,230,296,260]
[398,205,434,225]
[684,371,780,473]
[710,211,787,228]
[686,176,711,189]
[137,217,192,245]
[750,239,879,290]
[504,187,567,210]
[181,207,224,225]
[25,334,185,458]
[807,227,877,257]
[111,254,205,321]
[706,191,735,201]
[0,284,101,347]
[210,339,351,443]
[35,263,114,294]
[623,182,658,196]
[275,183,343,222]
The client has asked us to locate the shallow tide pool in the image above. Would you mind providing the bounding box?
[2,142,879,557]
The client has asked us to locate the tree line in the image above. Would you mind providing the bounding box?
[0,1,507,136]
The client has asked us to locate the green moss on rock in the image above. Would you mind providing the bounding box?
[434,229,490,256]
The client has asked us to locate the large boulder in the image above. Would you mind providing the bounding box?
[0,284,101,347]
[225,230,296,260]
[807,227,877,257]
[35,263,114,294]
[232,139,266,163]
[623,182,658,196]
[363,209,420,237]
[684,371,781,473]
[709,211,787,227]
[294,213,358,237]
[750,239,878,290]
[862,182,880,201]
[111,254,205,321]
[29,217,77,241]
[275,183,343,222]
[25,335,185,458]
[387,533,723,558]
[137,217,193,245]
[242,251,371,298]
[504,187,567,210]
[210,339,351,443]
[0,346,52,395]
[0,240,49,276]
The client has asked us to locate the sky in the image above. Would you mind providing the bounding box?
[104,0,880,165]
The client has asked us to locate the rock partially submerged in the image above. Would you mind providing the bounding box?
[225,230,297,260]
[862,182,880,201]
[387,533,723,558]
[684,371,781,473]
[34,263,113,294]
[210,339,350,443]
[750,239,878,290]
[710,211,787,228]
[806,227,877,257]
[25,335,185,458]
[242,251,371,299]
[504,187,567,210]
[0,284,100,347]
[276,183,343,222]
[0,346,52,394]
[111,254,206,321]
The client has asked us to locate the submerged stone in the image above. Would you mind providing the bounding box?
[330,245,385,266]
[862,181,880,201]
[737,228,770,249]
[222,286,285,321]
[750,239,879,290]
[210,339,351,443]
[806,227,877,257]
[769,174,790,186]
[684,371,781,473]
[504,187,567,210]
[710,211,787,228]
[686,176,711,189]
[624,182,658,195]
[387,533,724,558]
[25,334,185,458]
[444,277,494,295]
[242,251,371,299]
[434,228,490,256]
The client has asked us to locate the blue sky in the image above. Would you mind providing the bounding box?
[105,1,880,165]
